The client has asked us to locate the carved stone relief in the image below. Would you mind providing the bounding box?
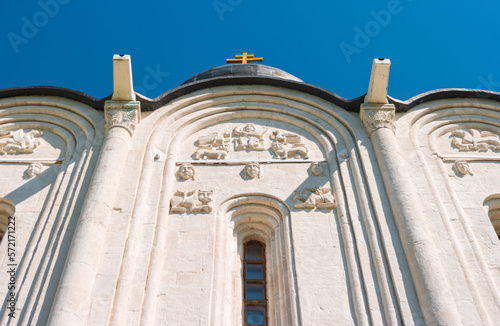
[361,109,395,135]
[451,129,500,152]
[233,123,267,151]
[309,162,325,176]
[25,162,44,178]
[293,186,336,210]
[270,130,309,159]
[453,160,474,176]
[170,190,213,213]
[194,132,231,160]
[176,164,195,181]
[184,122,324,162]
[0,130,43,155]
[105,108,138,134]
[243,162,261,179]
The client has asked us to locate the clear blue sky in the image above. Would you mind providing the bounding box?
[1,0,500,101]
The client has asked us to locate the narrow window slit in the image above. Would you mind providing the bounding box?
[244,241,267,325]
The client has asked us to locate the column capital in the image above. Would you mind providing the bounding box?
[360,103,396,136]
[104,100,141,136]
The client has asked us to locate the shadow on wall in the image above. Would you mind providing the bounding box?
[3,163,59,206]
[0,159,88,325]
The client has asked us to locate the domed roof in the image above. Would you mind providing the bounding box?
[181,64,303,85]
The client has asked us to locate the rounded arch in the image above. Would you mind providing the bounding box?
[139,85,364,153]
[397,98,500,321]
[484,194,500,238]
[0,96,104,325]
[128,84,406,326]
[211,193,300,326]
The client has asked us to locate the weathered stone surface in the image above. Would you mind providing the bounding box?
[0,57,498,326]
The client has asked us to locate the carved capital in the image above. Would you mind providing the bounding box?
[104,101,141,135]
[360,104,396,136]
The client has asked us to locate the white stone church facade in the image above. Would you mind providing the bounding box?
[0,55,499,325]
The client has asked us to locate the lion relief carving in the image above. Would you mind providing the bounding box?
[271,141,309,159]
[170,190,214,214]
[194,143,230,160]
[270,130,310,159]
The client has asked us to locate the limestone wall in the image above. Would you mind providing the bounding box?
[0,86,499,326]
[0,96,104,325]
[394,98,500,325]
[99,86,421,326]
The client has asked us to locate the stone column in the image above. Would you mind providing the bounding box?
[361,59,460,325]
[48,55,140,325]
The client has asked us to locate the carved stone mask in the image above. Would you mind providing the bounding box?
[26,162,43,178]
[178,164,195,180]
[243,124,256,132]
[453,160,473,176]
[310,162,324,176]
[244,162,260,179]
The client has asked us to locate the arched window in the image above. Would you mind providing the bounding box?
[484,194,500,240]
[210,196,300,326]
[243,241,267,325]
[0,198,15,241]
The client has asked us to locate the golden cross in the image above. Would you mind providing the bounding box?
[226,52,263,64]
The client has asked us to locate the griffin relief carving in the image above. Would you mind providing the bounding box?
[0,129,43,155]
[293,186,336,210]
[170,190,214,214]
[451,129,500,152]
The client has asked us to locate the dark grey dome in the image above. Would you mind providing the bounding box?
[182,64,303,85]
